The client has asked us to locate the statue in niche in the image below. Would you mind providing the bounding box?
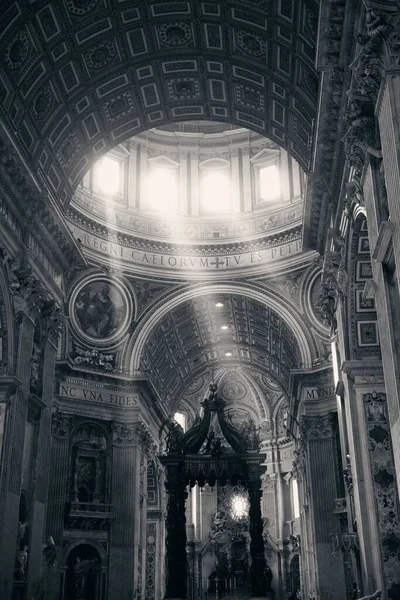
[75,282,123,338]
[72,556,97,599]
[16,545,28,580]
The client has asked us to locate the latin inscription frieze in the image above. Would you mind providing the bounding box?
[69,225,303,272]
[59,383,138,408]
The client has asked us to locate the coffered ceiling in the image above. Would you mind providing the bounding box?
[0,0,320,204]
[140,292,300,409]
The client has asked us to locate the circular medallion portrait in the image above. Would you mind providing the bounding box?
[70,276,133,346]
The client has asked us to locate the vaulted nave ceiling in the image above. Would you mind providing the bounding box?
[0,0,319,207]
[140,292,301,413]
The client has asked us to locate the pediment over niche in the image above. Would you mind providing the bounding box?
[148,155,180,169]
[250,148,280,166]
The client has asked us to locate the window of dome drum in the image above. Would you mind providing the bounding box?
[259,164,280,202]
[95,156,120,197]
[215,302,224,307]
[147,166,178,213]
[201,171,231,214]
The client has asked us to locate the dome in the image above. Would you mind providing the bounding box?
[68,123,306,279]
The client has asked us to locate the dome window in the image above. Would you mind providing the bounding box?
[147,155,179,214]
[94,155,122,197]
[259,164,281,201]
[251,148,281,204]
[199,158,231,214]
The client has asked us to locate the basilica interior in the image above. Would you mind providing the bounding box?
[0,1,400,600]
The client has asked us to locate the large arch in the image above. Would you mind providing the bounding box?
[124,281,319,373]
[0,0,319,204]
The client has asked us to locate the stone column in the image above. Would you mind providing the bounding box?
[242,149,252,212]
[190,151,200,216]
[300,414,347,600]
[0,311,35,600]
[179,151,188,216]
[128,141,138,209]
[246,455,267,598]
[231,148,241,213]
[109,422,141,600]
[164,462,187,599]
[139,143,149,211]
[45,409,73,600]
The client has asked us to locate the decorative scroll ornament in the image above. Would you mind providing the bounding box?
[51,409,73,438]
[292,441,307,481]
[71,344,115,371]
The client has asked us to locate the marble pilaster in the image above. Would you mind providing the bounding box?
[27,334,58,599]
[108,422,141,600]
[300,414,347,600]
[45,409,73,599]
[0,311,35,600]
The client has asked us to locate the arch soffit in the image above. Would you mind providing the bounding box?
[61,539,107,567]
[0,0,319,203]
[124,282,317,372]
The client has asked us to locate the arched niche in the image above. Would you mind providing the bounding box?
[61,541,106,600]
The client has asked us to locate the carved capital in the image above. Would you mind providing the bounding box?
[112,421,137,446]
[300,414,335,440]
[262,473,277,491]
[136,421,158,456]
[51,409,73,438]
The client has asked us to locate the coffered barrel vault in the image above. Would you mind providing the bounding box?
[0,0,319,204]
